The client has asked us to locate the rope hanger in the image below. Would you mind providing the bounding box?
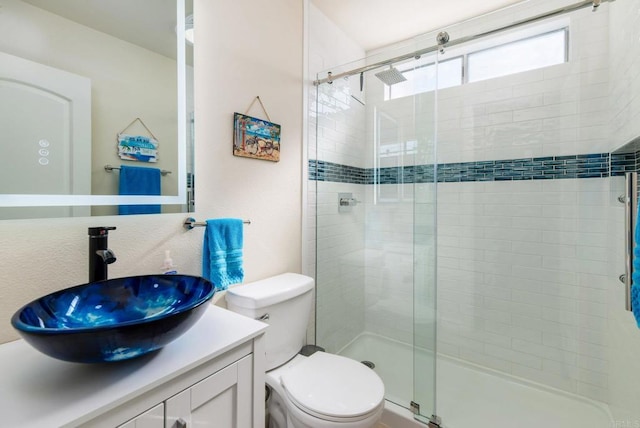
[244,96,272,122]
[117,117,159,141]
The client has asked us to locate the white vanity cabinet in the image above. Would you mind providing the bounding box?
[116,354,255,428]
[0,306,267,428]
[165,355,253,427]
[117,403,164,428]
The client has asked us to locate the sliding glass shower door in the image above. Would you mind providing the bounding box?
[312,51,438,422]
[411,56,439,425]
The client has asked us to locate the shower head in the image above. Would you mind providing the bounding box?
[374,66,407,86]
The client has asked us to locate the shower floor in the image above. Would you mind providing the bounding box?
[338,332,612,428]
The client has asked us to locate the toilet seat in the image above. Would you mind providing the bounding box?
[280,352,385,423]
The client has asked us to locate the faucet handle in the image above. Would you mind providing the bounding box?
[88,226,117,236]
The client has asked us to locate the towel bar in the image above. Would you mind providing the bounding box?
[105,164,171,176]
[621,172,637,312]
[183,217,251,230]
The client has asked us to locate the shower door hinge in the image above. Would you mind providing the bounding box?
[410,401,420,414]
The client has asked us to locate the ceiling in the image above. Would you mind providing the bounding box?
[311,0,526,51]
[22,0,192,60]
[22,0,527,60]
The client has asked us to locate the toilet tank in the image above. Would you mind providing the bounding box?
[225,273,314,370]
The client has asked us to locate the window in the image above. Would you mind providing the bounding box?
[468,29,567,83]
[383,25,568,101]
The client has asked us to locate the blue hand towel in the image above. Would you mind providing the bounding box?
[118,165,161,215]
[202,218,244,291]
[633,201,640,327]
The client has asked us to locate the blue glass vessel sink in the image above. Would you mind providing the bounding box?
[11,275,215,363]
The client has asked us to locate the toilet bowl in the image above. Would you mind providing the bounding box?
[225,273,384,428]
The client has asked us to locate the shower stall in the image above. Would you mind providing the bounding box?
[308,0,640,426]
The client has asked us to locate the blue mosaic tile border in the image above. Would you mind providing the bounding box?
[611,152,638,176]
[309,160,370,184]
[439,154,609,182]
[310,152,624,184]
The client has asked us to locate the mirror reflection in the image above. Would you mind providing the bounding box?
[0,0,194,218]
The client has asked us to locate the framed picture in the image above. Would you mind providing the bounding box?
[233,112,281,162]
[117,134,158,163]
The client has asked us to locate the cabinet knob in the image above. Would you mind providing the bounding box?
[176,418,187,428]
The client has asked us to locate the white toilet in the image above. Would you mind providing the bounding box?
[225,273,385,428]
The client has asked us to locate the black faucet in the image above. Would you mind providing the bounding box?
[88,227,117,282]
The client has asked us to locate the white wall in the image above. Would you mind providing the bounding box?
[193,0,303,282]
[0,0,304,345]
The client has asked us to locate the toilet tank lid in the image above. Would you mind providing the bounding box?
[225,273,314,309]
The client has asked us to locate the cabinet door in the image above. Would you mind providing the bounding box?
[165,355,253,428]
[118,403,164,428]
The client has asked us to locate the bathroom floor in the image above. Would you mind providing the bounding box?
[339,333,612,428]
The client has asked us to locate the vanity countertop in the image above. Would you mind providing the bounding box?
[0,305,267,428]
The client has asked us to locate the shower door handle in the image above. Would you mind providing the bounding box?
[622,172,637,312]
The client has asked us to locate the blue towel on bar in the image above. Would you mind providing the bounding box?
[118,165,161,215]
[633,201,640,327]
[202,218,244,291]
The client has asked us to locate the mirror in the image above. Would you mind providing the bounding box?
[0,0,194,218]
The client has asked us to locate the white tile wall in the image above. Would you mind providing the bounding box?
[363,184,420,346]
[436,10,611,162]
[314,180,367,352]
[363,3,611,164]
[437,178,611,401]
[609,0,640,149]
